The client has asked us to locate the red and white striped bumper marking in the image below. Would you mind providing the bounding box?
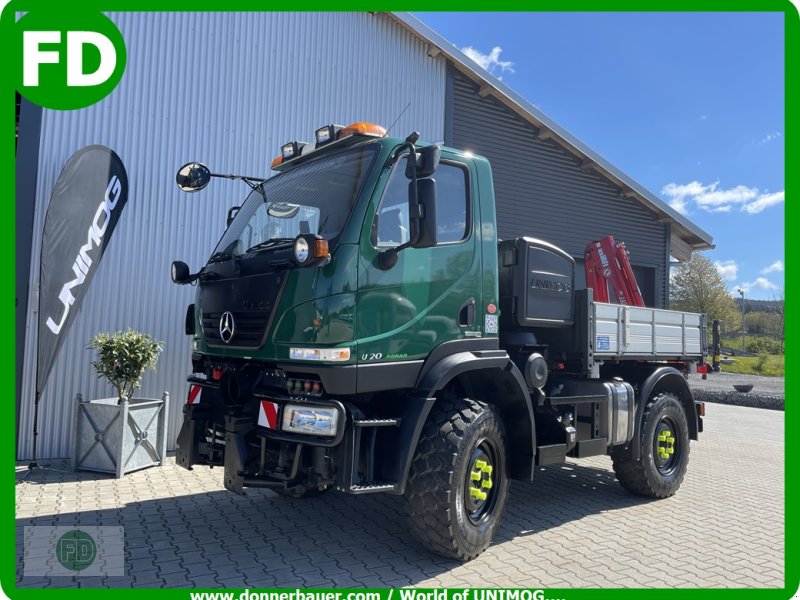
[187,385,202,405]
[258,401,279,429]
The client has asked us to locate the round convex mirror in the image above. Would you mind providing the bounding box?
[176,162,212,192]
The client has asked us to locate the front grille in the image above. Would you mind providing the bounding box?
[202,310,271,347]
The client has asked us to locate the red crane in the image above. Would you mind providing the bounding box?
[584,236,646,307]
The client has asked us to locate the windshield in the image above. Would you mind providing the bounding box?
[209,144,377,261]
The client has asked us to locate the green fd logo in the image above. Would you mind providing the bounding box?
[15,12,126,110]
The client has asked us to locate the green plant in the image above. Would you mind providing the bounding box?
[89,329,163,402]
[755,353,769,373]
[720,355,784,377]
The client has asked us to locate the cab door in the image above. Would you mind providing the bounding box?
[355,151,481,365]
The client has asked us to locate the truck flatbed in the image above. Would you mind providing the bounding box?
[592,302,705,360]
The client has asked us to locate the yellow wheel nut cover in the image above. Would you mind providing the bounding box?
[470,471,481,481]
[475,460,487,470]
[470,488,487,501]
[482,479,493,489]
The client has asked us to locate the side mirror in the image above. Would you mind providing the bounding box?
[412,178,437,248]
[405,145,441,179]
[176,162,211,192]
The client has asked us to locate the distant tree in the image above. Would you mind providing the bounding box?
[746,311,782,335]
[670,253,740,330]
[773,288,785,352]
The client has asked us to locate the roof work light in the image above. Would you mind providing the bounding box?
[271,121,387,170]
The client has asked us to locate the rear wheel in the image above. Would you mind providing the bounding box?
[404,397,510,561]
[612,392,690,498]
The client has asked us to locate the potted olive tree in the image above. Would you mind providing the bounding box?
[73,329,168,478]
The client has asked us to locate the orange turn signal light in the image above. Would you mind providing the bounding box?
[338,121,387,139]
[271,155,282,169]
[313,238,329,258]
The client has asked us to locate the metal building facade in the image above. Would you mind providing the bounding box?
[17,11,713,460]
[447,72,669,307]
[18,12,446,459]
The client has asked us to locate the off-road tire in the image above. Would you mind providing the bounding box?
[612,392,690,498]
[404,397,510,561]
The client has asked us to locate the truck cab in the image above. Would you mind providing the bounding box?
[174,121,705,561]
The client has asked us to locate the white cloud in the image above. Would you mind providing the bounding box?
[762,260,784,274]
[694,184,758,209]
[759,131,782,145]
[714,260,738,281]
[743,191,784,214]
[660,180,785,215]
[668,198,688,215]
[735,277,778,294]
[461,46,515,77]
[661,181,708,208]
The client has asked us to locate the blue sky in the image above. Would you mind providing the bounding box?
[416,12,785,300]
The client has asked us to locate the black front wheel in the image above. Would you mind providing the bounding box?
[404,397,510,561]
[612,392,690,498]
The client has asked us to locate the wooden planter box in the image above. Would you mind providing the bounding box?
[72,392,169,478]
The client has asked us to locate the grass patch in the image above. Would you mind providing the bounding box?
[720,355,784,377]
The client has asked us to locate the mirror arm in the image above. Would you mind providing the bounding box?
[378,240,413,270]
[379,135,424,271]
[210,172,267,200]
[209,172,266,185]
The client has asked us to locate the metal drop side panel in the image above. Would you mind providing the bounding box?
[449,70,669,308]
[592,303,704,358]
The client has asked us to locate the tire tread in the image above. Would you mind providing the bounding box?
[404,397,491,561]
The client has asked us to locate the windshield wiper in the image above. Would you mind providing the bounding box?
[208,250,234,264]
[197,269,219,281]
[245,238,294,254]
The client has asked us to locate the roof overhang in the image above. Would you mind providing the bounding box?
[385,12,714,259]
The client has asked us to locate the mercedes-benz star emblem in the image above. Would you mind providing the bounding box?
[219,311,236,344]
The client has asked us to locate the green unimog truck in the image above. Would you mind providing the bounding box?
[172,121,706,561]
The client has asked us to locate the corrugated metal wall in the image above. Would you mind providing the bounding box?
[450,72,667,307]
[19,12,445,459]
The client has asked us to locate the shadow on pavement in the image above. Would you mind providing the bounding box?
[16,459,651,589]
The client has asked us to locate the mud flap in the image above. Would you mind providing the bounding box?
[223,415,253,495]
[176,404,203,470]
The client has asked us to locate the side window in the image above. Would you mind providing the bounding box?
[372,160,469,247]
[435,164,469,243]
[372,166,410,248]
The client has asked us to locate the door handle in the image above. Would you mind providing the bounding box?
[458,298,476,327]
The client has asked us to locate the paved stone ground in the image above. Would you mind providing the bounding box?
[15,403,784,589]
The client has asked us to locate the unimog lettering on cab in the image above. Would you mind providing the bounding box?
[172,121,706,561]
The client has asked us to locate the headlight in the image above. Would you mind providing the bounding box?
[292,234,330,268]
[170,260,190,284]
[282,404,339,437]
[293,236,310,264]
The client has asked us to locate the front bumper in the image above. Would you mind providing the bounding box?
[175,377,435,497]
